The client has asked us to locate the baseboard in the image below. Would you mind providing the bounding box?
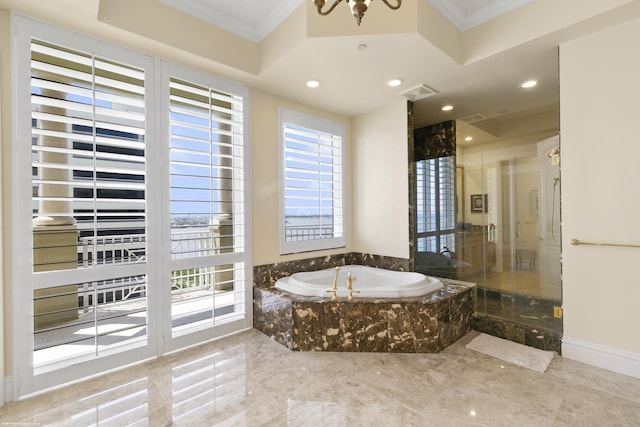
[562,337,640,379]
[1,375,11,406]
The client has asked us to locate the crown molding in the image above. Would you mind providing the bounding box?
[429,0,533,31]
[158,0,304,42]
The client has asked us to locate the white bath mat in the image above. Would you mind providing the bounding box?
[465,333,554,373]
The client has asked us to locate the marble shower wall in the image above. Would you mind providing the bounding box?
[413,120,456,162]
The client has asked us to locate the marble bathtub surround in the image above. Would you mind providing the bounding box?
[254,253,473,353]
[253,252,410,287]
[254,279,474,353]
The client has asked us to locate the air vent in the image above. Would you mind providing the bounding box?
[399,84,438,101]
[459,113,487,123]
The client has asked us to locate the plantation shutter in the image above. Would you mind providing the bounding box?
[30,39,149,370]
[168,75,248,337]
[16,17,251,397]
[415,156,456,253]
[279,109,345,254]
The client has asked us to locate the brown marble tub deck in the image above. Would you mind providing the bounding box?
[253,280,474,353]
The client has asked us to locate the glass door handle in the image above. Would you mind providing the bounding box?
[488,223,496,243]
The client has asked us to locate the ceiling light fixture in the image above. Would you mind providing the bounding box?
[386,78,404,87]
[520,79,538,88]
[442,105,454,111]
[306,80,321,88]
[465,136,473,141]
[313,0,402,26]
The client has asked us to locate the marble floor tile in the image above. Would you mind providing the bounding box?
[553,384,640,427]
[1,329,639,426]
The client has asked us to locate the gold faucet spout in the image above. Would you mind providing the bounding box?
[346,272,359,300]
[332,267,340,290]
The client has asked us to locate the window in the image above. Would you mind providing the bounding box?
[415,156,456,254]
[14,17,251,397]
[167,72,248,339]
[28,38,152,377]
[279,109,345,254]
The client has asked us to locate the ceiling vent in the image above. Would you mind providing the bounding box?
[459,113,487,123]
[399,84,438,101]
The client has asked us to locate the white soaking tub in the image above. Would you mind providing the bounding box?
[274,265,443,299]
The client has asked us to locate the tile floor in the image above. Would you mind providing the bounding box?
[1,329,639,426]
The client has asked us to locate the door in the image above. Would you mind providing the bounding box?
[13,17,252,397]
[497,156,540,293]
[537,136,562,300]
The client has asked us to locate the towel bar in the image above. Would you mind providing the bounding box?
[570,239,640,249]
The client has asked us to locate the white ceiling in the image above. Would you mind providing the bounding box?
[157,0,559,145]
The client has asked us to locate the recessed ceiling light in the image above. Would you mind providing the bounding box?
[442,105,454,111]
[520,80,538,88]
[465,136,473,141]
[306,80,320,88]
[387,78,404,87]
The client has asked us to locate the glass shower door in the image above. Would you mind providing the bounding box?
[494,156,540,296]
[459,136,562,333]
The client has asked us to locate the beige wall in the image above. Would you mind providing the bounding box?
[560,17,640,371]
[352,99,409,259]
[250,89,352,266]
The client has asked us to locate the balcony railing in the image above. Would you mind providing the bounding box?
[78,234,147,312]
[285,224,335,241]
[76,229,222,311]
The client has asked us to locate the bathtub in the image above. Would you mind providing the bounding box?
[274,265,443,298]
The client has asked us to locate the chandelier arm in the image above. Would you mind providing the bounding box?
[380,0,402,10]
[314,0,344,16]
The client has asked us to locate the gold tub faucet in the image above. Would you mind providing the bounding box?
[346,272,360,300]
[326,267,340,300]
[332,267,340,290]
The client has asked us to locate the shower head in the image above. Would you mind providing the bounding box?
[548,147,560,157]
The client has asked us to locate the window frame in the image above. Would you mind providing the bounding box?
[12,16,252,398]
[278,108,346,254]
[161,62,252,352]
[415,156,457,254]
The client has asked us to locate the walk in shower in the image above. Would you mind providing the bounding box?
[411,116,562,349]
[458,135,562,334]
